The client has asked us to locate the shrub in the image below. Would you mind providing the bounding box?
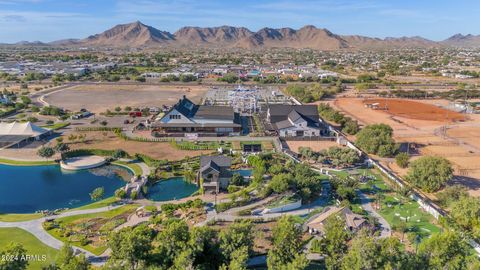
[395,152,410,168]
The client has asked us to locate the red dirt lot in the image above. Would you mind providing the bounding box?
[363,98,466,122]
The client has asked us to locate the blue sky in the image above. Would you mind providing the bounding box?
[0,0,479,43]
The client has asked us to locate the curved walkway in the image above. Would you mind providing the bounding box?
[0,206,122,261]
[357,191,392,238]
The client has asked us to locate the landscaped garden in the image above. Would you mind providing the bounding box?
[330,167,441,240]
[43,205,138,255]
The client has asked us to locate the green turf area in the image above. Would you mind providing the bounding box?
[0,213,43,222]
[69,196,119,211]
[0,228,57,270]
[0,158,56,166]
[112,160,143,176]
[379,195,441,239]
[40,122,70,130]
[45,205,138,255]
[336,167,440,239]
[170,140,231,150]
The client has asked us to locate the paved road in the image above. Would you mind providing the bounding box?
[357,191,392,238]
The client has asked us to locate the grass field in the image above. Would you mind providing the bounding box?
[0,213,43,222]
[0,228,58,270]
[0,158,56,166]
[379,195,441,238]
[69,197,120,211]
[336,168,440,239]
[40,122,70,130]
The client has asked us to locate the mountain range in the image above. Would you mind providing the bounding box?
[9,21,480,50]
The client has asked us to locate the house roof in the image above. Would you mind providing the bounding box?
[199,155,232,178]
[0,121,49,136]
[307,206,367,232]
[156,96,240,128]
[173,96,198,118]
[200,155,232,168]
[194,106,236,121]
[341,207,367,229]
[268,105,320,130]
[268,104,319,118]
[307,206,342,230]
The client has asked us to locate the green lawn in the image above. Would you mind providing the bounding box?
[0,228,58,270]
[379,195,441,238]
[69,196,119,211]
[0,158,56,166]
[338,168,441,240]
[0,213,43,222]
[40,122,70,130]
[112,160,143,176]
[45,205,138,255]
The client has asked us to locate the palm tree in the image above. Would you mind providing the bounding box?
[184,169,196,184]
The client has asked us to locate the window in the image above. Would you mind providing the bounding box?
[169,114,181,120]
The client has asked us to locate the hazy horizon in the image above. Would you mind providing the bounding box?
[0,0,479,43]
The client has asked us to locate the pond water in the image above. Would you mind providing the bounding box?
[0,164,129,213]
[146,177,198,201]
[233,169,252,177]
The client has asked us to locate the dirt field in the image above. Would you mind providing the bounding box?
[65,131,213,161]
[333,97,480,197]
[44,84,209,113]
[286,140,339,152]
[363,98,465,122]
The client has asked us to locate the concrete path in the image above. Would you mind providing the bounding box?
[198,181,331,225]
[0,205,122,262]
[118,158,151,176]
[357,191,392,238]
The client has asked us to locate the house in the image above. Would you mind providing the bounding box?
[152,96,241,136]
[267,105,325,137]
[306,206,369,235]
[197,155,232,193]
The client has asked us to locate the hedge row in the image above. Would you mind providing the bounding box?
[74,127,122,132]
[63,149,118,158]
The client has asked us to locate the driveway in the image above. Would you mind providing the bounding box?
[357,191,392,238]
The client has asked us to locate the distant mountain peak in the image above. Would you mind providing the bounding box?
[25,22,479,49]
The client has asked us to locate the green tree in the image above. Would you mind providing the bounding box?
[89,187,104,201]
[220,245,249,270]
[108,225,154,269]
[436,185,468,207]
[184,169,196,184]
[395,152,410,168]
[115,188,127,199]
[219,219,254,261]
[154,220,189,266]
[37,146,55,159]
[0,243,28,270]
[269,173,291,193]
[230,173,245,186]
[406,156,453,192]
[53,244,90,270]
[321,215,349,270]
[355,124,397,157]
[418,230,474,269]
[450,195,480,234]
[267,216,305,269]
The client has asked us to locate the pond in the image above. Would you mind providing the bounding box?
[233,169,252,177]
[0,164,129,213]
[146,177,198,201]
